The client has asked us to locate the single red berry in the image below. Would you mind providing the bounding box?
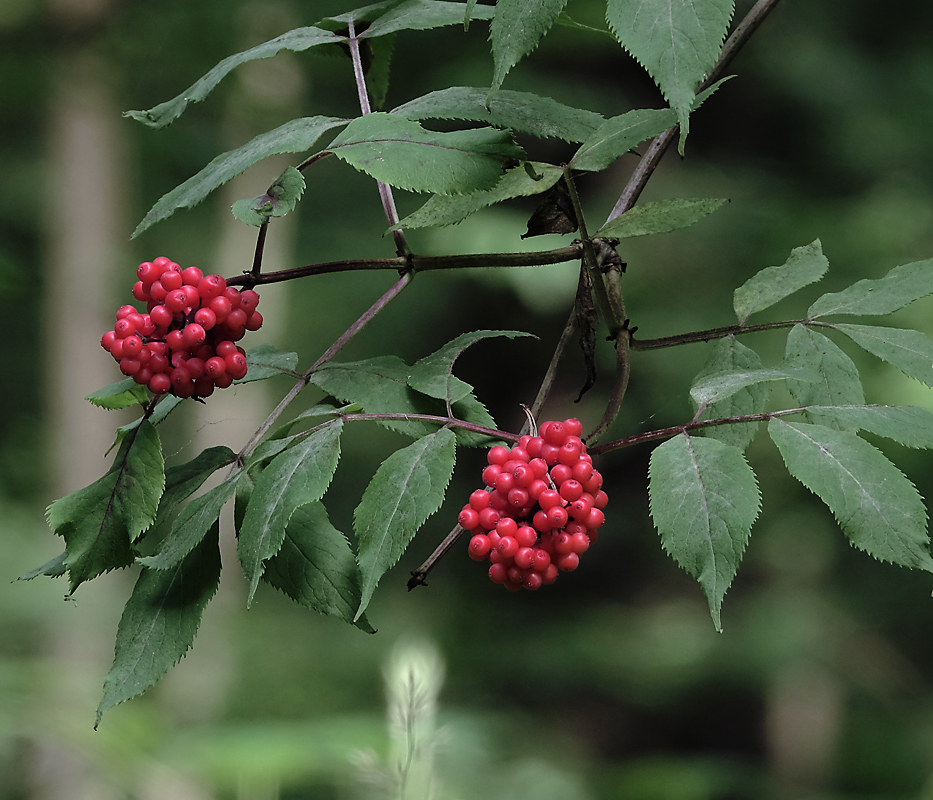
[556,552,580,572]
[148,372,171,395]
[497,536,519,559]
[205,356,227,379]
[122,335,143,357]
[594,490,608,509]
[508,446,529,463]
[225,351,248,380]
[165,288,189,314]
[182,266,203,286]
[101,330,116,351]
[538,489,562,511]
[477,506,500,531]
[569,497,593,521]
[542,420,567,447]
[137,261,159,283]
[585,508,605,530]
[507,487,529,509]
[495,517,518,538]
[515,525,537,548]
[209,295,232,321]
[165,329,186,353]
[523,570,544,591]
[198,274,226,299]
[546,505,569,529]
[563,418,583,438]
[239,289,260,312]
[222,286,242,307]
[458,507,480,530]
[558,438,585,465]
[469,489,491,511]
[514,547,536,570]
[488,562,509,584]
[549,463,573,486]
[182,323,207,348]
[468,534,492,561]
[531,548,551,572]
[245,311,263,331]
[481,464,501,487]
[559,479,584,503]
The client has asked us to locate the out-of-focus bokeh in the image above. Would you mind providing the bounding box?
[4,0,933,797]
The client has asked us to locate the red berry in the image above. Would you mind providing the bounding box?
[225,351,248,380]
[458,507,480,529]
[205,356,227,379]
[165,288,189,314]
[468,534,492,560]
[245,311,263,331]
[239,289,260,312]
[148,373,171,395]
[556,552,580,572]
[198,274,226,299]
[563,418,583,438]
[469,490,491,511]
[182,323,206,348]
[182,266,204,286]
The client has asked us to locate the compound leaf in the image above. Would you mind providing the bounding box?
[808,258,933,318]
[595,197,726,239]
[408,330,535,404]
[263,501,374,632]
[694,337,769,450]
[391,162,563,230]
[649,433,759,630]
[95,524,221,728]
[832,323,933,388]
[238,419,344,606]
[784,325,864,430]
[392,87,604,142]
[133,117,348,237]
[734,240,829,324]
[327,112,523,195]
[125,28,343,128]
[355,428,456,618]
[570,107,677,172]
[606,0,734,152]
[769,419,933,572]
[489,0,570,94]
[47,420,164,592]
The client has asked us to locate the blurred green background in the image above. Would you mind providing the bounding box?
[4,0,933,797]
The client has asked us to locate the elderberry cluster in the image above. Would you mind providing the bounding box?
[459,418,607,591]
[100,257,263,398]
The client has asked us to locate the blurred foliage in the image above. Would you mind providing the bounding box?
[4,0,933,797]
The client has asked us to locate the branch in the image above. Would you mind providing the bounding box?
[631,318,821,351]
[225,245,584,286]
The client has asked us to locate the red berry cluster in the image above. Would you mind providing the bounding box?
[458,418,607,591]
[100,257,263,398]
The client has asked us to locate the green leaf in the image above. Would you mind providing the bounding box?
[489,0,570,94]
[17,551,67,582]
[690,367,817,409]
[784,325,864,430]
[150,445,237,532]
[85,378,149,410]
[326,112,524,195]
[263,501,374,632]
[808,257,933,318]
[734,239,829,324]
[831,323,933,387]
[606,0,734,152]
[569,107,677,172]
[408,330,535,404]
[595,197,726,239]
[391,162,563,230]
[309,356,422,435]
[769,419,933,571]
[47,420,164,592]
[361,0,494,37]
[694,338,769,450]
[138,471,241,571]
[448,392,503,448]
[238,419,344,606]
[125,28,344,128]
[133,117,348,238]
[799,404,933,450]
[648,433,759,630]
[355,428,456,618]
[239,343,300,383]
[392,87,604,142]
[95,525,222,728]
[231,166,306,227]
